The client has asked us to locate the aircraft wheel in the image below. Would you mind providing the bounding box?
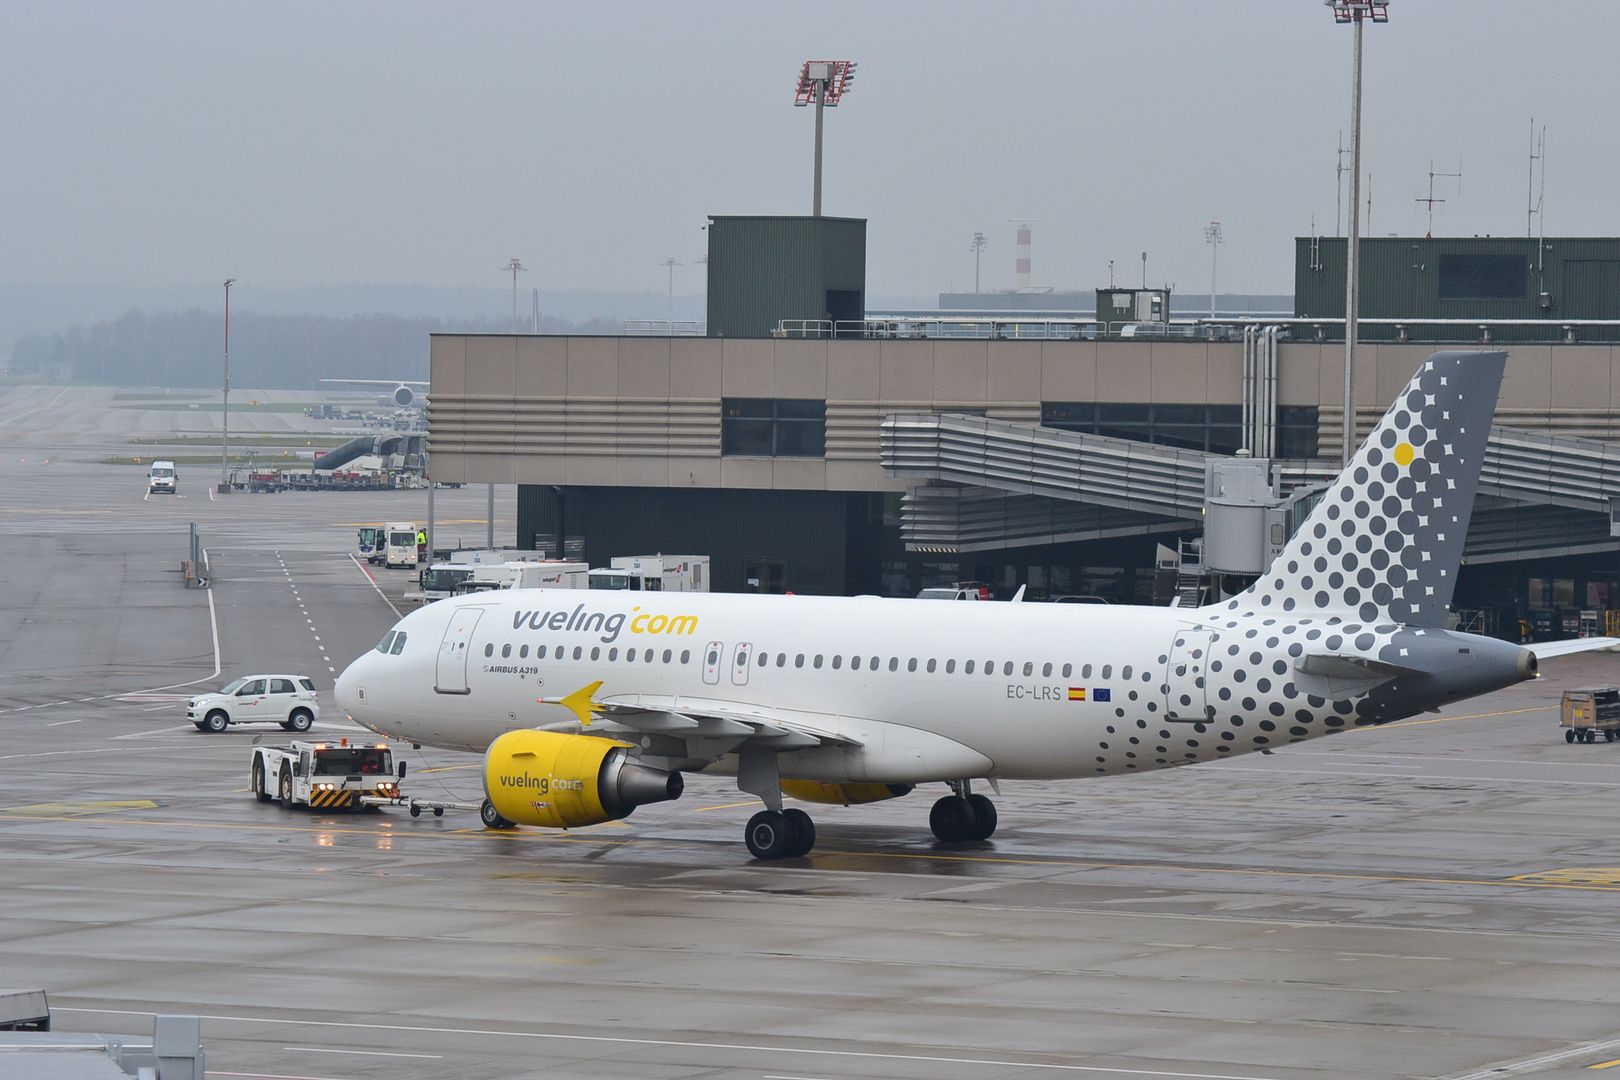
[745,810,790,859]
[966,794,998,841]
[202,710,229,733]
[1566,730,1577,743]
[480,798,515,829]
[929,795,976,844]
[251,759,272,803]
[278,766,294,805]
[782,808,816,857]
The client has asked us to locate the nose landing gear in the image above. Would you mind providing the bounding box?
[930,780,997,843]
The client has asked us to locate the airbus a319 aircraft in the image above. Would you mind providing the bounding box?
[336,351,1615,859]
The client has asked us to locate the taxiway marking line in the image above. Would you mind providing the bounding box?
[13,811,1620,893]
[0,385,72,428]
[1374,705,1556,729]
[285,1047,442,1059]
[1589,1058,1620,1069]
[54,1007,1292,1080]
[212,1072,353,1080]
[348,552,401,618]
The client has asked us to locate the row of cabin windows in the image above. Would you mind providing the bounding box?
[745,654,1121,679]
[487,642,693,665]
[485,639,1133,682]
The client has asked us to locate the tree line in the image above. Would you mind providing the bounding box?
[11,307,619,388]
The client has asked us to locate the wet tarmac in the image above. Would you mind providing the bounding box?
[3,388,1620,1079]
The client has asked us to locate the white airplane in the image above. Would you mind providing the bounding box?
[335,351,1617,859]
[319,378,429,408]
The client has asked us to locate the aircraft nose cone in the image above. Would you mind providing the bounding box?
[334,655,365,713]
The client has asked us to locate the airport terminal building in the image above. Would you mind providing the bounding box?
[426,222,1620,641]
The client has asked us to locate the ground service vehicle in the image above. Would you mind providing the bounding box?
[423,560,590,601]
[251,739,399,808]
[338,352,1620,861]
[188,675,320,732]
[917,582,991,600]
[148,460,177,494]
[384,522,420,568]
[589,555,709,592]
[1561,686,1620,743]
[357,526,383,563]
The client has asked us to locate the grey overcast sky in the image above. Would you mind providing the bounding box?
[4,1,1618,301]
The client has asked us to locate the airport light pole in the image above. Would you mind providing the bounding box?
[970,232,987,293]
[794,60,856,217]
[502,258,527,334]
[1328,0,1388,468]
[1203,222,1223,318]
[219,279,235,494]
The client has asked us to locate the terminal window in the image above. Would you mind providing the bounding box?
[1042,402,1244,455]
[722,399,826,457]
[1437,253,1526,299]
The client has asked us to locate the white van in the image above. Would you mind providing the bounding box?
[384,522,421,568]
[148,460,178,494]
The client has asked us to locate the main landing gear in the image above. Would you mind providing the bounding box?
[930,780,996,844]
[745,807,815,859]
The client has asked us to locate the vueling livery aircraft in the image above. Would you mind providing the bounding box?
[337,351,1615,859]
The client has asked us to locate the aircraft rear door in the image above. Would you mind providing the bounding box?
[702,641,724,685]
[731,642,753,686]
[435,607,485,695]
[1164,628,1213,720]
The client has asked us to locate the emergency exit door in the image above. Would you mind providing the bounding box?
[435,608,484,695]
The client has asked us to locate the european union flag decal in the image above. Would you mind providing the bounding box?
[1093,688,1111,702]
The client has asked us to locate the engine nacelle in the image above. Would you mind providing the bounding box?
[779,780,913,806]
[484,730,683,828]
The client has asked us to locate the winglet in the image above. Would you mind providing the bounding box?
[539,680,604,726]
[1010,584,1026,603]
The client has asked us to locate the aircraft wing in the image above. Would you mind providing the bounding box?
[536,684,860,749]
[1529,637,1620,660]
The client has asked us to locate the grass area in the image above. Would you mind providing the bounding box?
[129,434,351,447]
[115,402,320,413]
[104,454,316,468]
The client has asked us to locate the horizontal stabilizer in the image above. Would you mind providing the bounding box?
[1529,636,1620,660]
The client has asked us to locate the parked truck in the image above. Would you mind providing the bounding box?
[589,555,710,592]
[421,560,589,601]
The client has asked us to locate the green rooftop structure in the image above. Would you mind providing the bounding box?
[1296,236,1620,342]
[706,215,866,338]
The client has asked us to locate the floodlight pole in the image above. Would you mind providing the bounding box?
[219,279,235,494]
[1204,222,1223,318]
[812,77,826,217]
[1330,0,1386,468]
[502,258,527,334]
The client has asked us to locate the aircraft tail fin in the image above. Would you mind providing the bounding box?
[1219,350,1506,628]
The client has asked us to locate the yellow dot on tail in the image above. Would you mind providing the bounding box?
[1394,442,1415,466]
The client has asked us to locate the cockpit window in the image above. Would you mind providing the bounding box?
[390,632,407,655]
[376,631,397,654]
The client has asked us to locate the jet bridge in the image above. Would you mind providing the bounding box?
[880,411,1620,566]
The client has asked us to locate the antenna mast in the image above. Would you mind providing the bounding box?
[1415,159,1462,238]
[1527,119,1546,239]
[1335,131,1348,236]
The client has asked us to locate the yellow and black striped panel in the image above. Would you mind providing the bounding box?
[307,788,355,809]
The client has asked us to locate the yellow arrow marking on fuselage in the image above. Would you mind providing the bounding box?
[540,680,604,726]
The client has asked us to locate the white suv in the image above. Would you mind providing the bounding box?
[188,675,320,733]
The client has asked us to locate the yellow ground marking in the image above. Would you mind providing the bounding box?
[1361,705,1556,730]
[1512,868,1620,887]
[1589,1059,1620,1070]
[695,801,764,812]
[420,764,479,773]
[0,385,72,428]
[0,800,159,817]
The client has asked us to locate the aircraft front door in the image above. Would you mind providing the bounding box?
[731,642,753,686]
[1164,629,1213,720]
[702,641,724,685]
[435,608,484,695]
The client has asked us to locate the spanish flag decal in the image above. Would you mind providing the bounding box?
[1068,687,1086,701]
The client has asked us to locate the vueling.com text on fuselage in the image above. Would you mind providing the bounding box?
[508,605,697,644]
